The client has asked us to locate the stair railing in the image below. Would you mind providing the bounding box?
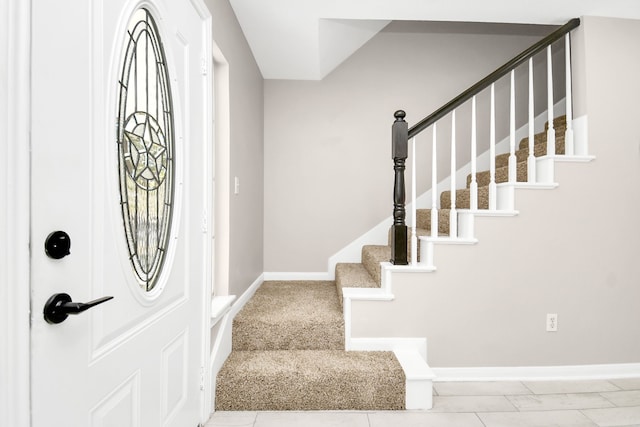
[390,18,580,265]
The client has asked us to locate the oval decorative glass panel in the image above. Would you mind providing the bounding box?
[116,8,174,292]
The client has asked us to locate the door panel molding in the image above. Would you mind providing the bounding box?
[90,294,189,363]
[161,330,189,423]
[89,370,141,426]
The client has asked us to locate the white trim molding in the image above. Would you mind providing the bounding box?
[209,274,263,414]
[212,40,231,297]
[347,337,427,360]
[0,0,31,425]
[263,271,331,281]
[433,363,640,382]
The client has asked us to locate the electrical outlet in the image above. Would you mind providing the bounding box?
[546,313,558,332]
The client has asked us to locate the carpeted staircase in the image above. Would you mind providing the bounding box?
[215,116,567,411]
[215,281,405,410]
[336,115,567,296]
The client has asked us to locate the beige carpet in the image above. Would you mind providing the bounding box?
[215,281,405,410]
[216,350,405,411]
[216,116,567,411]
[232,281,344,351]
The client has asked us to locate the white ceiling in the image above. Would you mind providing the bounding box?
[229,0,640,80]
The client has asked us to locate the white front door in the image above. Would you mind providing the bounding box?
[30,0,212,426]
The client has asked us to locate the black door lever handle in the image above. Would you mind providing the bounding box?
[44,293,114,324]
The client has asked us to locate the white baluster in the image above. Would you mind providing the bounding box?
[489,83,497,210]
[449,111,457,237]
[411,137,417,265]
[564,33,575,155]
[527,57,536,183]
[470,96,478,211]
[547,45,556,156]
[509,70,516,183]
[431,124,438,238]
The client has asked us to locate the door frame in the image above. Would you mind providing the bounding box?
[1,0,31,425]
[187,0,215,421]
[0,0,215,424]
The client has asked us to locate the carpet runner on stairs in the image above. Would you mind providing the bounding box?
[335,115,567,295]
[215,281,406,410]
[216,116,568,410]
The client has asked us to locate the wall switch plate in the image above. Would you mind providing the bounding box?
[234,176,240,195]
[546,313,558,332]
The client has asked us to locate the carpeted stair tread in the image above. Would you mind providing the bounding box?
[443,119,567,209]
[441,185,490,210]
[335,263,378,308]
[518,123,567,152]
[215,350,405,411]
[416,208,451,235]
[337,225,438,302]
[336,263,379,289]
[362,244,392,285]
[232,281,344,351]
[518,133,566,155]
[472,126,567,188]
[337,226,435,301]
[546,115,567,130]
[494,144,533,169]
[466,159,529,188]
[494,132,566,170]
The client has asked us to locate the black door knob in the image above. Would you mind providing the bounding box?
[43,293,114,324]
[45,231,71,259]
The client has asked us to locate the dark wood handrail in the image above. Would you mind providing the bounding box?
[407,18,580,138]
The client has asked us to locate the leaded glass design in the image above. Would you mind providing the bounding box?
[117,8,174,292]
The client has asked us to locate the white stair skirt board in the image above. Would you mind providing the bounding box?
[342,264,435,351]
[536,154,597,184]
[419,209,524,267]
[432,363,640,382]
[263,271,332,281]
[209,274,263,413]
[419,237,477,269]
[210,295,236,327]
[394,350,435,410]
[496,181,559,211]
[342,288,395,352]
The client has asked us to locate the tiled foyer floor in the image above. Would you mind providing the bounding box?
[205,378,640,427]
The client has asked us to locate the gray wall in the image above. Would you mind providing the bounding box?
[264,21,562,273]
[205,0,264,296]
[351,16,640,368]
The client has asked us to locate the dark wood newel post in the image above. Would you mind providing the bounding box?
[391,110,408,265]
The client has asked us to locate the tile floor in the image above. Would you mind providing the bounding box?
[205,378,640,427]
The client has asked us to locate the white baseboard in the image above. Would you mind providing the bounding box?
[228,273,264,318]
[210,295,236,327]
[209,274,264,413]
[210,272,264,373]
[433,363,640,382]
[263,271,331,281]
